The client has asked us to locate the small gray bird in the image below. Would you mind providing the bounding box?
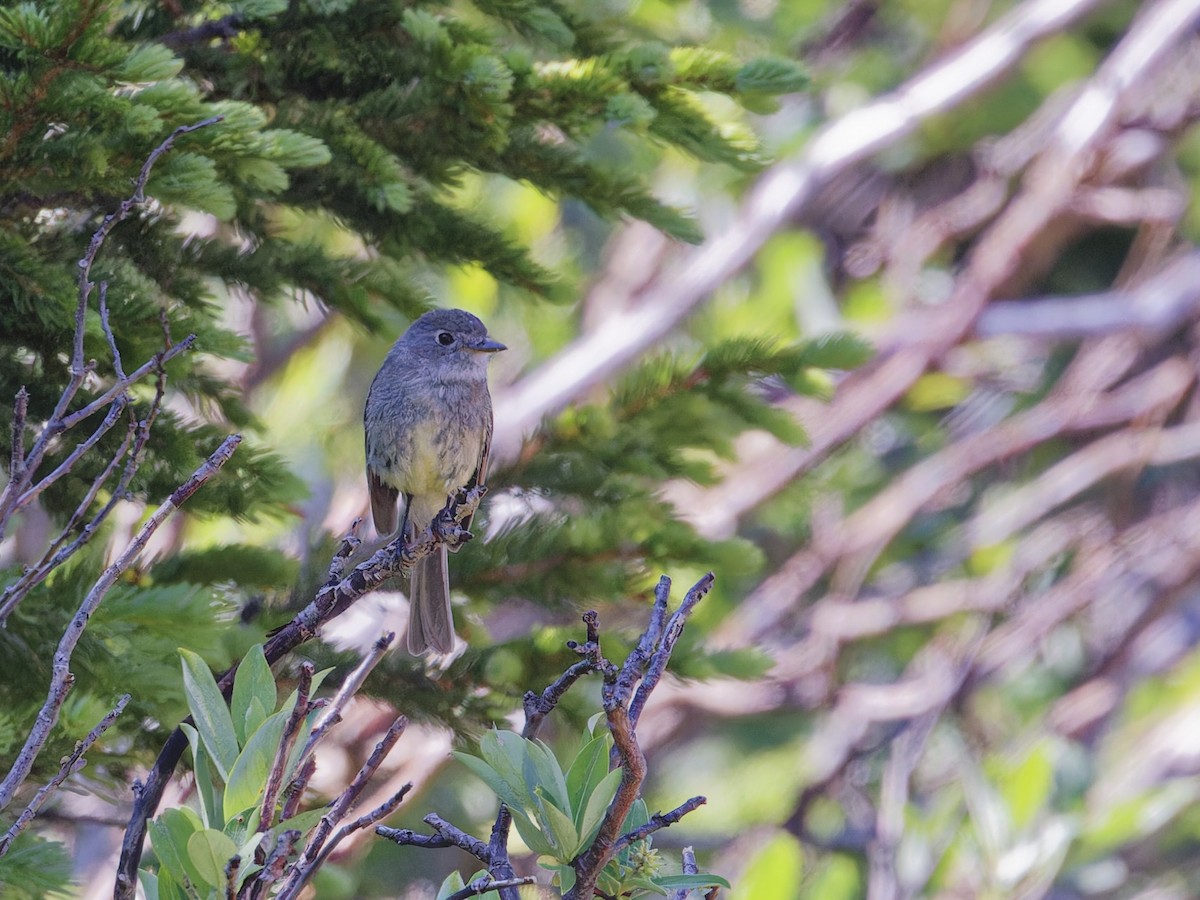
[364,309,505,654]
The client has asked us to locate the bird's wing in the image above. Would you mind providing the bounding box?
[453,414,492,548]
[368,467,400,536]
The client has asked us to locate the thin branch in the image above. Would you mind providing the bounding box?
[9,387,27,488]
[295,631,394,773]
[629,574,714,730]
[274,715,408,900]
[424,813,493,862]
[668,847,700,900]
[0,410,137,625]
[0,115,219,541]
[611,796,706,854]
[258,662,314,833]
[17,395,128,508]
[97,282,126,380]
[304,782,413,874]
[0,434,241,812]
[0,693,130,855]
[0,360,168,625]
[374,826,454,850]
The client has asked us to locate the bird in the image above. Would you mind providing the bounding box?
[363,308,505,654]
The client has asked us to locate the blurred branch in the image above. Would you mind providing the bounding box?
[722,352,1193,647]
[490,0,1109,464]
[669,0,1200,546]
[977,251,1200,339]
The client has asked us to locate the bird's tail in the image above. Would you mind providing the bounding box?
[408,545,454,654]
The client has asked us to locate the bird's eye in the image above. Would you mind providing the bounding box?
[436,331,454,346]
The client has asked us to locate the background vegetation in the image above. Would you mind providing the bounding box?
[4,0,1200,897]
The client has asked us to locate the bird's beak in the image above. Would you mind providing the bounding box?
[472,337,507,353]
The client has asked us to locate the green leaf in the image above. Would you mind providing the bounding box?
[508,807,559,857]
[230,644,275,745]
[578,766,623,851]
[186,829,239,890]
[223,708,290,822]
[147,816,189,883]
[179,649,239,781]
[181,723,222,828]
[523,738,571,814]
[566,731,613,829]
[149,806,205,889]
[797,332,873,370]
[436,870,466,900]
[533,785,581,858]
[116,44,183,82]
[456,751,525,811]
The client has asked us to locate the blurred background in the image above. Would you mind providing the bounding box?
[5,0,1200,896]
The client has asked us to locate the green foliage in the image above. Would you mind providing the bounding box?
[0,833,72,898]
[144,645,329,896]
[454,723,728,897]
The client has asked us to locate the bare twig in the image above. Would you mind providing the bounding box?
[0,115,219,543]
[303,782,413,875]
[569,575,715,900]
[16,395,128,508]
[668,847,700,900]
[274,715,408,900]
[374,826,454,850]
[295,631,394,773]
[0,365,168,626]
[98,283,126,380]
[0,693,130,856]
[424,814,493,862]
[611,796,707,854]
[444,876,537,900]
[0,434,241,812]
[8,387,27,488]
[258,662,315,833]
